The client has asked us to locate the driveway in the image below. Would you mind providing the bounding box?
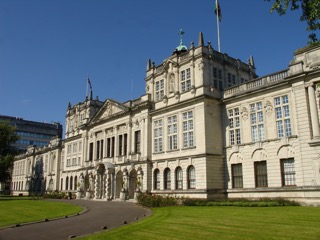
[0,199,150,240]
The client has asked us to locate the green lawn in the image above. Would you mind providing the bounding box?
[0,200,83,228]
[80,206,320,240]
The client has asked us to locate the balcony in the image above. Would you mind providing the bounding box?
[224,70,289,97]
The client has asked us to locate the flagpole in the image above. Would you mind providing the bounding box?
[216,0,221,52]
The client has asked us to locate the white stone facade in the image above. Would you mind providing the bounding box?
[11,34,320,204]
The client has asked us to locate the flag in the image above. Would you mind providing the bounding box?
[87,78,92,90]
[215,0,222,22]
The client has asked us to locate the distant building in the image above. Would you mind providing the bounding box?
[0,115,62,152]
[11,32,320,205]
[0,115,62,194]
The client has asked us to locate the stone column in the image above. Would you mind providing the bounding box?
[308,83,320,139]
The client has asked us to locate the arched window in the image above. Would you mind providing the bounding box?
[188,165,196,189]
[164,168,171,190]
[154,169,160,190]
[70,176,73,190]
[65,176,69,190]
[176,167,183,190]
[74,176,78,190]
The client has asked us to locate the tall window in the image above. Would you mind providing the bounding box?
[168,115,178,150]
[182,111,194,148]
[280,158,296,186]
[229,108,241,145]
[124,134,128,155]
[187,166,196,189]
[231,163,243,188]
[79,141,82,152]
[176,167,183,190]
[154,119,163,153]
[275,95,292,138]
[164,168,171,190]
[213,67,223,90]
[65,176,69,190]
[134,131,141,153]
[250,102,264,142]
[70,176,73,190]
[155,79,164,101]
[89,143,93,161]
[254,161,268,187]
[118,135,123,155]
[107,138,111,157]
[96,141,100,159]
[154,169,160,190]
[181,68,191,92]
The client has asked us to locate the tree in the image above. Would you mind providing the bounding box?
[265,0,320,44]
[0,121,19,183]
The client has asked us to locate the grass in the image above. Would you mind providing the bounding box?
[79,206,320,240]
[0,199,83,228]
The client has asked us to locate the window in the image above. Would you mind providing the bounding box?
[168,115,178,150]
[155,79,164,101]
[275,95,292,138]
[231,163,243,188]
[74,176,78,190]
[89,143,93,161]
[154,119,163,153]
[187,166,196,189]
[96,141,100,159]
[124,134,128,155]
[213,67,223,90]
[176,167,183,189]
[164,168,171,190]
[254,161,268,187]
[250,102,264,142]
[67,144,71,154]
[281,158,296,186]
[72,158,76,166]
[181,68,191,92]
[107,138,111,157]
[229,108,241,145]
[134,131,141,153]
[79,141,82,152]
[154,169,160,190]
[73,143,77,153]
[70,176,73,190]
[118,135,123,155]
[65,177,69,190]
[182,111,194,148]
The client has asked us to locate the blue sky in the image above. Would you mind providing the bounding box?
[0,0,308,133]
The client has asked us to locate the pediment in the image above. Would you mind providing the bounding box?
[91,99,129,123]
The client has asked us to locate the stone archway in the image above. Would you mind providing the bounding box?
[115,170,123,199]
[128,169,137,199]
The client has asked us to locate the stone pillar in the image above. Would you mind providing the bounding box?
[308,83,320,139]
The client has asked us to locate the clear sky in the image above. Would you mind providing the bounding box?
[0,0,308,134]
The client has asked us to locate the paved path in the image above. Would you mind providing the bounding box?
[0,199,150,240]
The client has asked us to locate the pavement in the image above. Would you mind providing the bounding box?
[0,199,151,240]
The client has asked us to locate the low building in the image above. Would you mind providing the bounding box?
[11,33,320,204]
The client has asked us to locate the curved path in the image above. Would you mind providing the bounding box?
[0,199,150,240]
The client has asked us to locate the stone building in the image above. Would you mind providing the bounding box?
[11,32,320,204]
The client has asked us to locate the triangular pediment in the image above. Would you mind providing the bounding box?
[91,99,129,123]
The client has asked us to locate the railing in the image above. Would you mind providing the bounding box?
[224,69,289,97]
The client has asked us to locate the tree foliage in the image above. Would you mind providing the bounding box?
[0,121,19,182]
[266,0,320,44]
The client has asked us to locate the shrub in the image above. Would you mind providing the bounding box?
[137,193,178,207]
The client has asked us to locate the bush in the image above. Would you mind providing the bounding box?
[43,191,66,199]
[137,193,178,207]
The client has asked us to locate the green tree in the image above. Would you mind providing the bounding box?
[0,121,19,183]
[266,0,320,44]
